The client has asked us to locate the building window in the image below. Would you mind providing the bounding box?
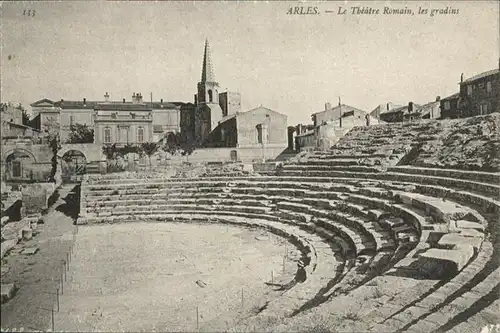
[467,85,472,96]
[137,126,144,143]
[104,127,111,143]
[479,104,489,115]
[487,81,492,94]
[208,90,213,103]
[12,160,22,178]
[256,125,263,144]
[444,101,450,110]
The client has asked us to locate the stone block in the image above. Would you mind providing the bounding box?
[0,216,9,227]
[456,220,485,231]
[417,247,474,278]
[0,283,16,303]
[1,239,18,259]
[439,233,482,249]
[1,220,30,241]
[458,229,484,238]
[21,247,38,255]
[21,184,49,215]
[21,228,33,240]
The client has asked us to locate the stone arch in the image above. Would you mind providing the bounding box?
[165,131,177,146]
[58,146,89,163]
[3,149,37,181]
[2,148,37,164]
[61,150,87,181]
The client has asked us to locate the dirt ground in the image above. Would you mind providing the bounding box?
[53,222,293,332]
[1,184,78,332]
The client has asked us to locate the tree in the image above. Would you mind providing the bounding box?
[102,143,119,160]
[162,132,197,163]
[140,142,159,170]
[162,132,181,156]
[43,116,61,183]
[66,123,94,143]
[0,102,30,126]
[16,103,30,126]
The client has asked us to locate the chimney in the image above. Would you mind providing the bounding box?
[386,103,390,111]
[132,92,136,103]
[160,98,163,104]
[408,102,414,112]
[461,73,464,83]
[104,92,110,102]
[83,98,86,105]
[123,98,125,103]
[436,96,441,102]
[137,93,143,103]
[325,102,331,111]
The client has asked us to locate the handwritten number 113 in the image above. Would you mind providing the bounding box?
[23,9,36,17]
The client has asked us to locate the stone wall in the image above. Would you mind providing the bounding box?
[154,146,287,165]
[236,107,287,147]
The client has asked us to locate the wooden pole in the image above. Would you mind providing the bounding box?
[196,306,199,330]
[56,288,59,312]
[51,306,55,331]
[60,274,64,295]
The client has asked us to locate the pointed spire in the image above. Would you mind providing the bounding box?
[201,39,216,83]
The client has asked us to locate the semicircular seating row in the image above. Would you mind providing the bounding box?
[79,162,499,333]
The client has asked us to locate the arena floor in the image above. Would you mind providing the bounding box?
[54,222,296,332]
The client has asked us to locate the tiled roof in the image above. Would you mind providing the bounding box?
[462,69,499,84]
[296,130,315,138]
[3,121,40,131]
[54,101,99,109]
[312,104,367,117]
[441,93,460,101]
[149,102,179,109]
[95,103,152,111]
[33,99,186,110]
[381,104,421,115]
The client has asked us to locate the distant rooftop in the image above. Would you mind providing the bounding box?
[441,93,460,101]
[462,69,499,84]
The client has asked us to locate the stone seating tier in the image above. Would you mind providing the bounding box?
[81,175,485,285]
[82,178,487,240]
[82,183,418,241]
[79,164,498,332]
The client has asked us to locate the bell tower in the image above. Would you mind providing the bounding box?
[197,39,220,105]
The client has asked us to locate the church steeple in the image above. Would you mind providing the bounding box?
[197,39,220,105]
[201,39,216,83]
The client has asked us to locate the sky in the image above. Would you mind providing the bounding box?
[1,1,499,126]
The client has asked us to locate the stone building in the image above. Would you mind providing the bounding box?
[219,91,241,117]
[311,103,368,128]
[440,93,460,119]
[369,102,402,119]
[93,99,153,145]
[30,92,183,144]
[206,106,287,149]
[295,127,315,152]
[379,102,420,123]
[193,40,225,144]
[458,67,499,118]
